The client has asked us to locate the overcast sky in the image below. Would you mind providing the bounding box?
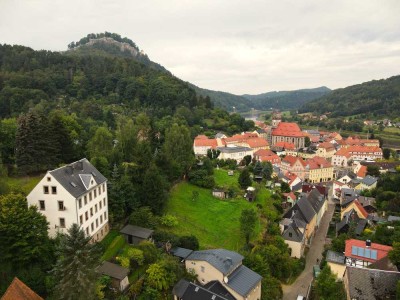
[1,0,400,94]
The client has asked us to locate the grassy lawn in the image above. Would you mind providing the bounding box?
[2,175,43,195]
[164,181,263,250]
[214,168,240,189]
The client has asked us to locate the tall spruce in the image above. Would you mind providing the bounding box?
[51,224,101,300]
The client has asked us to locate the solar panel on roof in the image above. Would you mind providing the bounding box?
[371,250,378,260]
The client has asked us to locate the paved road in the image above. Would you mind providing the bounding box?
[282,201,335,300]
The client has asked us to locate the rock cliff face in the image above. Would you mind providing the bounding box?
[84,37,143,57]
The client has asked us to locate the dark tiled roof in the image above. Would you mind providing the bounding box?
[1,277,43,300]
[170,247,193,260]
[346,267,400,300]
[227,265,262,297]
[50,158,107,198]
[186,249,243,276]
[97,261,129,280]
[120,225,153,239]
[172,279,229,300]
[326,250,345,265]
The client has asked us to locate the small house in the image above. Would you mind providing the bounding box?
[212,188,227,199]
[120,224,153,245]
[97,261,129,291]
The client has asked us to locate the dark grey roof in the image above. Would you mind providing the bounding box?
[346,267,400,300]
[50,158,107,198]
[173,279,229,300]
[120,225,153,239]
[217,146,252,153]
[355,219,367,235]
[282,222,304,243]
[97,261,129,280]
[203,281,236,300]
[227,265,262,297]
[186,249,243,276]
[307,189,325,214]
[326,250,345,265]
[170,247,193,260]
[361,175,378,186]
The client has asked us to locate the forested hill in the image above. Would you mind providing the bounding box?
[299,75,400,117]
[67,32,168,72]
[243,86,331,111]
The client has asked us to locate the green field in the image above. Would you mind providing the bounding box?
[1,175,43,195]
[164,181,267,250]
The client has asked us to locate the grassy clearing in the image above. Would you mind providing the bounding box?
[2,175,43,195]
[101,234,126,261]
[164,181,263,250]
[214,168,240,189]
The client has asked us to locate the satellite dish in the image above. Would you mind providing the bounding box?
[223,276,229,283]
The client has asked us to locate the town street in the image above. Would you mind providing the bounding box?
[282,195,335,300]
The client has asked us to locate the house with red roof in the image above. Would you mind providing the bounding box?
[341,200,369,220]
[1,277,43,300]
[345,239,392,268]
[253,149,281,165]
[271,122,305,149]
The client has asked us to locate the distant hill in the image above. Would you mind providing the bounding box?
[67,32,168,72]
[243,87,331,111]
[299,75,400,118]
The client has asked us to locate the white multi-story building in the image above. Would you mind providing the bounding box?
[27,158,109,242]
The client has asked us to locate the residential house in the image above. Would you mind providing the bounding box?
[271,122,305,149]
[120,225,153,245]
[185,249,262,300]
[343,267,400,300]
[280,155,307,180]
[326,250,346,280]
[341,200,369,220]
[173,279,235,300]
[316,142,336,161]
[217,146,254,163]
[1,277,43,300]
[26,158,109,241]
[253,149,281,166]
[305,156,334,183]
[97,261,129,291]
[344,239,392,268]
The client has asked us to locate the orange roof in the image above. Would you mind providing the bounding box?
[306,156,332,169]
[335,148,352,158]
[345,239,392,263]
[357,165,367,178]
[353,200,369,218]
[245,137,269,148]
[274,141,295,150]
[318,142,335,151]
[272,122,304,138]
[195,135,208,140]
[1,277,43,300]
[193,139,218,148]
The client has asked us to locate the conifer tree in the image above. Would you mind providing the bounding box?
[51,224,101,300]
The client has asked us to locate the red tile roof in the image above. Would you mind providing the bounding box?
[193,139,218,148]
[345,239,392,263]
[272,122,304,138]
[306,156,332,169]
[357,165,368,178]
[1,277,43,300]
[274,141,295,150]
[245,137,269,148]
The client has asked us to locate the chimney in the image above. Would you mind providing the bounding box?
[366,239,371,247]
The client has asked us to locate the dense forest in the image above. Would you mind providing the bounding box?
[299,75,400,118]
[0,34,256,298]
